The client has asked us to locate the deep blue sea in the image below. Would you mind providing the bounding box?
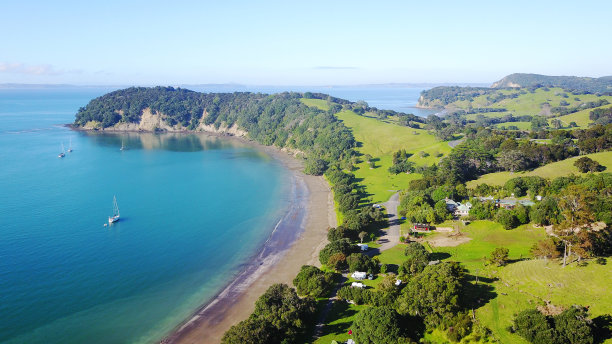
[0,86,429,343]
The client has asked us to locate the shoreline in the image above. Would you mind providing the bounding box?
[72,127,335,344]
[162,146,335,344]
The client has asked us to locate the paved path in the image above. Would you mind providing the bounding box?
[366,192,401,257]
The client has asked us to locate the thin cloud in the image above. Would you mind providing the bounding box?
[313,66,359,70]
[0,62,81,76]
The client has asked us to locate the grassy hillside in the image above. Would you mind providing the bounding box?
[443,87,612,120]
[467,151,612,187]
[554,104,612,128]
[478,258,612,344]
[334,109,450,203]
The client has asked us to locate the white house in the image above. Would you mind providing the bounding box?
[395,279,402,286]
[357,243,369,251]
[454,202,472,217]
[351,271,367,280]
[351,282,365,288]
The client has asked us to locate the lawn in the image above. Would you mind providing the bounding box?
[428,221,547,272]
[467,151,612,187]
[478,258,612,344]
[334,109,450,203]
[313,302,365,344]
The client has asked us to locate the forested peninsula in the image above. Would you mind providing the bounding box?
[73,87,423,175]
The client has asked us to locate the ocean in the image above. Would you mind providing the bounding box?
[0,86,429,343]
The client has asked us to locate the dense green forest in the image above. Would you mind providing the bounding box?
[74,87,357,175]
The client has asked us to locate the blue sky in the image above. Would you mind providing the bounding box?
[1,0,611,85]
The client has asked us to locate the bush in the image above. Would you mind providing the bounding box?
[292,265,335,297]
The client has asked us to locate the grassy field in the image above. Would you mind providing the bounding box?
[429,221,547,271]
[301,98,330,111]
[554,104,612,128]
[334,109,450,203]
[446,87,612,120]
[478,258,612,344]
[466,151,612,188]
[375,220,610,343]
[494,121,531,130]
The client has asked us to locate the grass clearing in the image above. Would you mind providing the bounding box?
[467,151,612,187]
[300,98,330,111]
[313,302,365,344]
[335,110,450,203]
[554,104,612,128]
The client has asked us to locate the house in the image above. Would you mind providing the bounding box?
[351,271,367,280]
[536,195,543,201]
[413,223,430,231]
[497,199,535,209]
[395,279,402,286]
[372,204,382,209]
[347,340,355,344]
[454,202,472,217]
[351,282,365,288]
[428,260,440,265]
[445,198,459,211]
[357,243,369,251]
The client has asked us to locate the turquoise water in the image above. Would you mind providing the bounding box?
[0,89,293,343]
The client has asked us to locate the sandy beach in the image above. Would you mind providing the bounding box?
[161,145,336,344]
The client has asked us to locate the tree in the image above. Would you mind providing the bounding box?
[304,158,327,175]
[319,238,355,266]
[347,253,378,274]
[555,185,596,267]
[223,283,315,343]
[351,307,411,344]
[398,243,430,276]
[574,156,604,173]
[359,231,368,243]
[327,253,347,271]
[531,115,549,131]
[554,306,594,344]
[495,208,519,230]
[488,247,509,266]
[530,238,561,259]
[397,262,465,327]
[498,150,529,172]
[252,284,316,342]
[292,265,335,297]
[512,309,558,344]
[222,317,273,344]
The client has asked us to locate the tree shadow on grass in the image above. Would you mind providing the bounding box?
[430,252,451,261]
[594,314,612,344]
[462,275,498,309]
[321,300,360,335]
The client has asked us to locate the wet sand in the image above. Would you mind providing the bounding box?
[162,146,336,344]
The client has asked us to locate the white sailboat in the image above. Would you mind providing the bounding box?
[108,196,120,224]
[67,138,73,153]
[58,143,66,158]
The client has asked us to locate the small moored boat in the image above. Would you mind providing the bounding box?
[108,196,120,224]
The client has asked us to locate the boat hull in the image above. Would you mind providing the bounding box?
[108,215,120,224]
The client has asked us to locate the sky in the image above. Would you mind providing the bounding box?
[1,0,611,85]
